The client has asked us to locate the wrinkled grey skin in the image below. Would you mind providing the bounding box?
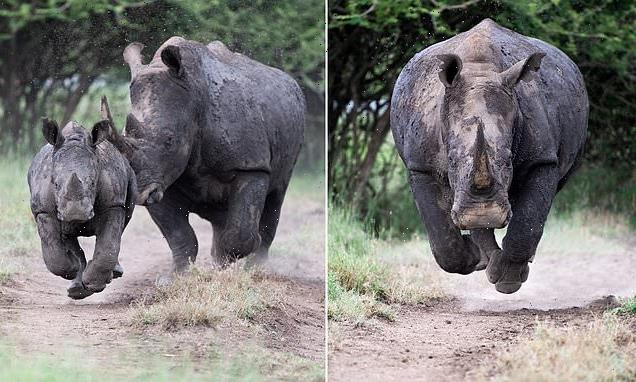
[391,19,588,293]
[108,37,304,271]
[28,119,136,299]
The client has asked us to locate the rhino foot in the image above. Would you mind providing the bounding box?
[474,249,492,271]
[67,280,94,300]
[113,262,124,279]
[486,250,529,294]
[82,260,113,293]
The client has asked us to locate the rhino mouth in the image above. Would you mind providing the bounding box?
[451,190,511,230]
[137,183,164,206]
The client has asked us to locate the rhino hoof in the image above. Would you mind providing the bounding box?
[495,281,523,294]
[67,282,94,300]
[113,263,124,279]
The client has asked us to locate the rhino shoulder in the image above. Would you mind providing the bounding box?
[28,145,55,215]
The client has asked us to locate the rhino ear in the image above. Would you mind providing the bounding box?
[90,120,110,147]
[436,54,463,87]
[42,118,63,146]
[500,52,545,87]
[161,45,184,78]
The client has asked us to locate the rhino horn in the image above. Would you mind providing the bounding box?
[66,173,83,198]
[123,42,145,79]
[472,124,494,191]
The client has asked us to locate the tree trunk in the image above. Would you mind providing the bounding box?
[62,74,95,125]
[352,110,391,208]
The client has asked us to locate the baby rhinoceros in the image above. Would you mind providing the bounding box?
[28,117,136,299]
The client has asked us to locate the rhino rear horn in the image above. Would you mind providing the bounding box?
[123,42,145,79]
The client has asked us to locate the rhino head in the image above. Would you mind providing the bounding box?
[42,118,110,222]
[435,52,545,229]
[107,39,198,206]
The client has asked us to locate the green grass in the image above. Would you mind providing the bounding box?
[552,163,636,227]
[328,207,446,323]
[612,296,636,315]
[0,156,39,281]
[0,345,323,382]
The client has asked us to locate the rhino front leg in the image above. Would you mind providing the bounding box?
[409,170,481,274]
[62,237,95,300]
[488,164,560,293]
[147,192,198,273]
[35,214,81,280]
[214,172,269,268]
[82,207,125,293]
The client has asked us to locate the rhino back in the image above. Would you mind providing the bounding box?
[391,19,587,178]
[153,37,304,186]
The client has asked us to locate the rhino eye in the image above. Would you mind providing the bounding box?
[164,137,174,148]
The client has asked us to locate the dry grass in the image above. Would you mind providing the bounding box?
[130,267,285,330]
[473,317,636,382]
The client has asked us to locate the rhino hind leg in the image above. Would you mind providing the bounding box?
[469,228,500,271]
[212,172,269,268]
[147,195,198,273]
[245,189,286,269]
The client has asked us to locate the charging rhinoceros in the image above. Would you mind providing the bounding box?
[391,19,588,293]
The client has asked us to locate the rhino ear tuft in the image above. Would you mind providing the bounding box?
[161,45,184,78]
[500,52,546,87]
[42,118,62,146]
[91,120,111,147]
[436,54,463,87]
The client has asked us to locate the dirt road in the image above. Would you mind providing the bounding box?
[0,192,325,376]
[329,229,636,381]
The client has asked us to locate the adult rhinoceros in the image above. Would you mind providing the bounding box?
[390,19,588,293]
[106,36,304,271]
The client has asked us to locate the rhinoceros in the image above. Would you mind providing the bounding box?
[106,37,304,271]
[28,117,136,299]
[390,19,588,293]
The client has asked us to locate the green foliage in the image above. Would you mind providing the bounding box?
[552,163,636,227]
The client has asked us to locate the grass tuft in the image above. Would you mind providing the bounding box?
[612,296,636,316]
[130,267,284,330]
[474,317,636,382]
[328,207,446,323]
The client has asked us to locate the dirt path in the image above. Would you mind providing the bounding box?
[0,194,325,373]
[329,235,636,381]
